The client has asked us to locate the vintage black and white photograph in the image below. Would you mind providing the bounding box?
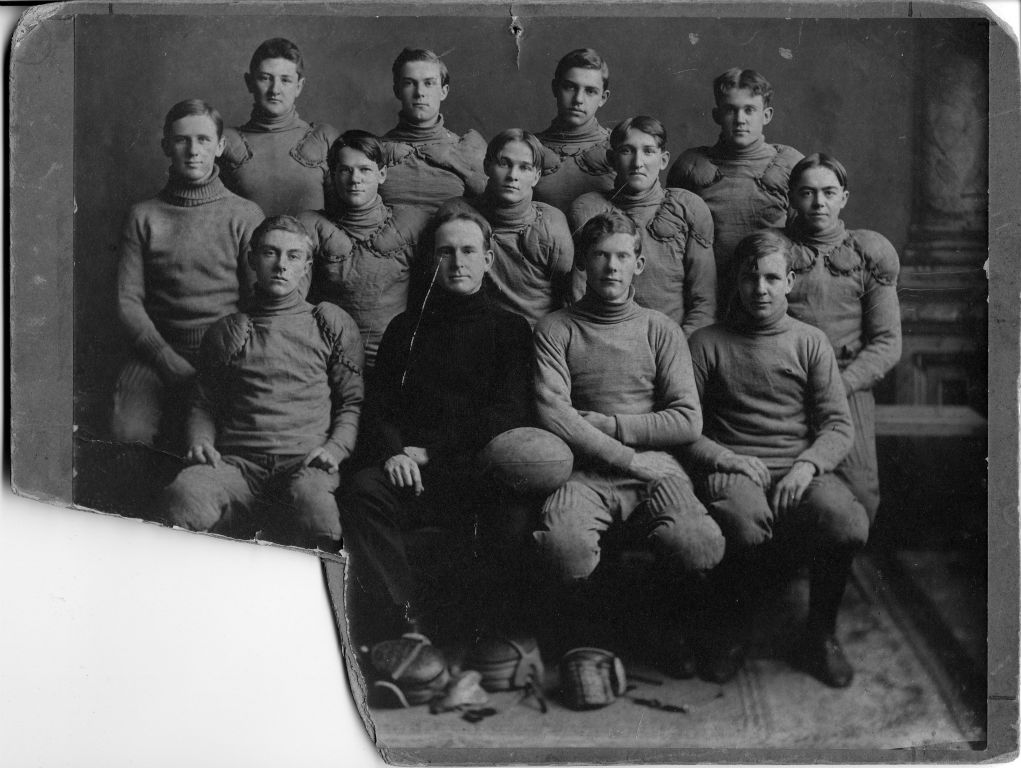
[6,1,1019,764]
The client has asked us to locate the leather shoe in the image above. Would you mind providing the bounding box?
[700,639,746,684]
[799,632,854,688]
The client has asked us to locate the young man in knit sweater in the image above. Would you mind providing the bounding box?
[436,129,574,327]
[156,215,364,550]
[531,48,616,215]
[569,116,717,337]
[219,38,339,216]
[111,99,265,449]
[685,229,868,688]
[337,209,534,640]
[667,68,803,307]
[378,48,488,214]
[533,211,725,670]
[298,130,429,369]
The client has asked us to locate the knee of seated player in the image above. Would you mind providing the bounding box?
[700,472,774,550]
[802,477,870,548]
[282,466,343,542]
[646,496,726,572]
[478,492,540,549]
[533,481,605,582]
[157,466,232,531]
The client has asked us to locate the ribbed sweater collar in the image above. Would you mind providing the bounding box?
[386,114,448,143]
[787,217,847,248]
[537,118,607,147]
[243,107,304,133]
[419,285,490,322]
[248,286,308,317]
[334,195,388,236]
[711,135,773,162]
[572,287,642,324]
[613,182,664,212]
[160,165,229,207]
[477,193,535,229]
[727,303,793,336]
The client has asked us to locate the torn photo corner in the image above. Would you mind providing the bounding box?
[8,0,1020,764]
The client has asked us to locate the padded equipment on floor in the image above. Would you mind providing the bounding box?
[559,647,628,710]
[370,633,450,707]
[466,634,545,692]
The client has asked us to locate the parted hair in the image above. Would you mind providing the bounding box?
[733,229,794,273]
[392,47,450,88]
[249,38,305,77]
[328,130,385,174]
[427,208,493,256]
[789,152,850,192]
[713,68,774,107]
[553,48,610,90]
[609,115,667,151]
[484,129,544,168]
[574,211,642,264]
[162,99,224,139]
[250,215,314,260]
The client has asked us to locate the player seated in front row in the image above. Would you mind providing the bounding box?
[378,47,487,213]
[156,216,364,550]
[298,130,429,370]
[337,209,535,640]
[684,229,868,687]
[568,116,717,336]
[436,128,574,328]
[532,211,725,673]
[111,99,264,450]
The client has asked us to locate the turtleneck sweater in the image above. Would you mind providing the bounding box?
[532,118,615,213]
[568,182,717,335]
[783,218,902,394]
[367,287,533,465]
[379,114,488,213]
[686,306,852,473]
[117,166,265,368]
[667,136,803,296]
[219,107,338,216]
[534,289,702,472]
[188,285,364,458]
[298,195,429,368]
[435,193,574,327]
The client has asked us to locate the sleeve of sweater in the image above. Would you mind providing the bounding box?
[534,315,635,471]
[363,314,411,460]
[680,194,718,337]
[185,319,234,448]
[679,327,731,469]
[116,205,171,364]
[316,306,364,461]
[541,205,576,307]
[613,315,703,448]
[796,331,855,472]
[841,231,903,394]
[235,201,264,309]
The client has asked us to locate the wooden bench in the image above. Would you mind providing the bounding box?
[874,404,987,438]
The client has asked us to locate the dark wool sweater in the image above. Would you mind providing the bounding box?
[298,196,429,368]
[436,194,574,327]
[686,307,853,473]
[117,166,265,364]
[667,137,803,278]
[378,115,488,213]
[367,288,533,465]
[532,118,616,214]
[568,183,717,336]
[219,108,339,216]
[534,289,703,472]
[189,287,364,458]
[784,219,902,395]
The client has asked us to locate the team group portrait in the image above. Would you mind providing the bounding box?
[70,9,990,754]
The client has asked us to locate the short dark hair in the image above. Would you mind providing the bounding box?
[609,115,667,151]
[430,208,492,253]
[249,38,305,78]
[328,130,384,175]
[250,215,314,259]
[733,229,793,273]
[713,68,773,107]
[484,129,543,168]
[789,152,850,193]
[575,211,641,264]
[162,99,223,139]
[553,48,609,90]
[391,47,449,88]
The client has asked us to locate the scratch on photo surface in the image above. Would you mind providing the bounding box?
[509,6,524,68]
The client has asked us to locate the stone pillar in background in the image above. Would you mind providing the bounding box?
[898,18,989,411]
